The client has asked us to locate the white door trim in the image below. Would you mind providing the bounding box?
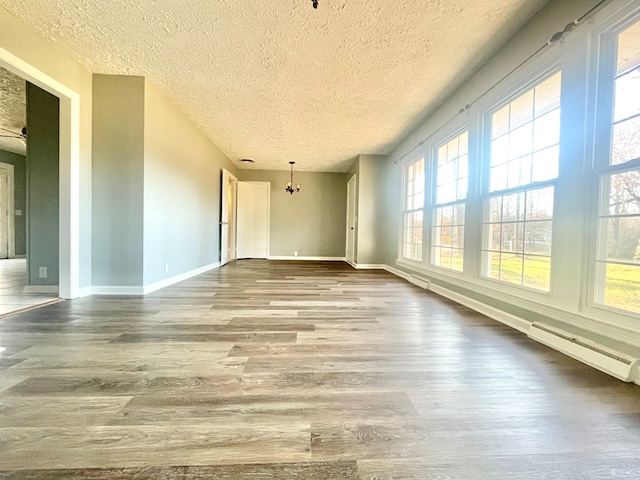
[0,162,15,259]
[346,174,357,266]
[0,48,81,299]
[220,168,238,266]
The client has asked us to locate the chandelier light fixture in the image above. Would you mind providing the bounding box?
[285,161,301,195]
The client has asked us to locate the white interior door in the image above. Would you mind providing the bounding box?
[0,164,14,260]
[237,181,269,259]
[346,174,357,265]
[0,169,8,259]
[220,169,238,266]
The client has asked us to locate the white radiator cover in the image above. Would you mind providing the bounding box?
[528,322,638,382]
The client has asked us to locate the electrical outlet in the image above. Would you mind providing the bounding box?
[15,210,22,216]
[164,263,169,273]
[294,251,298,257]
[38,266,47,278]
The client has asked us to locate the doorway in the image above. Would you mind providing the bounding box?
[0,163,14,259]
[346,174,357,266]
[236,181,270,259]
[1,43,81,299]
[0,66,62,315]
[220,168,238,266]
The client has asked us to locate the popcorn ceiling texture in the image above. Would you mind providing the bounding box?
[0,0,548,171]
[0,66,26,156]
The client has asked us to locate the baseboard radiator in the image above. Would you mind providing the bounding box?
[409,274,431,290]
[396,270,639,383]
[528,322,638,382]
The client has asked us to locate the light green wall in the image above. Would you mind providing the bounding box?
[26,82,59,286]
[91,75,145,287]
[0,149,26,255]
[239,170,347,257]
[354,154,386,265]
[143,80,238,285]
[92,74,239,288]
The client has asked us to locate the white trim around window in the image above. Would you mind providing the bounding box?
[583,4,640,325]
[400,156,425,263]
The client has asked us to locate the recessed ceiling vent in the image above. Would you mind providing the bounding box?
[239,158,255,164]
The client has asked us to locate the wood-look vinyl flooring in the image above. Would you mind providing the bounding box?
[0,259,60,316]
[0,260,639,478]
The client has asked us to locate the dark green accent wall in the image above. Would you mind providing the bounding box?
[26,82,60,286]
[0,149,26,256]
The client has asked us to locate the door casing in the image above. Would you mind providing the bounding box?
[346,174,357,266]
[220,168,238,266]
[0,162,15,259]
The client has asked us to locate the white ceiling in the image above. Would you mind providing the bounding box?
[0,0,550,171]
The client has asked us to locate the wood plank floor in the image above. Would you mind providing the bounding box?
[0,260,639,479]
[0,259,60,316]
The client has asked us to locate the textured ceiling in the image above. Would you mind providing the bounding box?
[0,0,549,171]
[0,66,26,156]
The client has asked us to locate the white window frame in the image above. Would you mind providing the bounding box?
[399,155,426,263]
[430,128,469,273]
[584,6,640,322]
[479,66,562,295]
[394,0,640,348]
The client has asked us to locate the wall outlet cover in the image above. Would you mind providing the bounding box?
[38,266,47,278]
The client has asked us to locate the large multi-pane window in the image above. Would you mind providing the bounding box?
[481,72,561,291]
[431,131,468,271]
[402,157,425,261]
[594,20,640,314]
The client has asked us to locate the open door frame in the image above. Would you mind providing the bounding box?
[0,163,15,259]
[220,169,238,266]
[346,174,357,266]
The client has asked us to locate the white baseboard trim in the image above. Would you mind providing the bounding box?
[387,264,530,333]
[77,286,93,298]
[429,283,531,334]
[143,262,221,295]
[91,285,145,296]
[10,254,26,259]
[22,285,59,294]
[353,263,386,269]
[267,256,346,261]
[384,264,640,384]
[92,262,221,296]
[383,265,431,289]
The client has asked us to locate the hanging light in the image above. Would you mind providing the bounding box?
[285,161,301,195]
